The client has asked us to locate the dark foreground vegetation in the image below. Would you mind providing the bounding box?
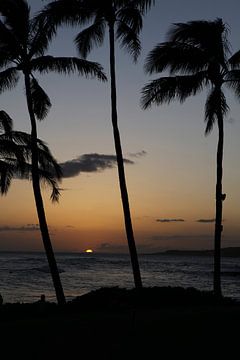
[0,287,239,359]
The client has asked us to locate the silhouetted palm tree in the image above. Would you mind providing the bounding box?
[39,0,155,289]
[141,18,240,297]
[0,110,26,193]
[0,0,106,304]
[0,109,62,198]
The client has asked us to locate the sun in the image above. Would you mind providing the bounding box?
[85,249,93,253]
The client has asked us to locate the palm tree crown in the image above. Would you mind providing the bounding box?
[39,0,155,288]
[141,19,240,129]
[0,0,107,305]
[39,0,155,61]
[141,18,240,297]
[0,0,106,115]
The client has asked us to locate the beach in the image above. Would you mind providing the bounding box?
[0,287,239,359]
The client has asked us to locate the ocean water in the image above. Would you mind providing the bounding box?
[0,252,240,303]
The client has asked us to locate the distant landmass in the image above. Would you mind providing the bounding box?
[150,247,240,258]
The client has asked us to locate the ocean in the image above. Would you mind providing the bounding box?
[0,252,240,303]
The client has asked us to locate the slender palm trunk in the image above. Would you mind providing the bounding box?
[24,72,66,305]
[108,23,142,288]
[214,108,224,298]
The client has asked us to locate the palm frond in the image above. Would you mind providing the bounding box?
[30,77,51,121]
[0,19,21,56]
[228,50,240,69]
[116,21,141,62]
[204,87,229,134]
[224,69,240,99]
[38,169,61,203]
[141,73,205,109]
[37,139,63,181]
[144,41,208,75]
[4,130,31,146]
[0,110,13,133]
[31,56,107,81]
[37,0,92,29]
[116,6,143,33]
[167,19,230,64]
[0,159,13,194]
[0,67,19,93]
[0,0,30,47]
[28,16,54,59]
[130,0,155,14]
[0,135,26,169]
[75,19,106,58]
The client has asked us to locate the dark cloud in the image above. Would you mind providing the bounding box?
[196,219,215,223]
[156,218,185,223]
[0,224,40,232]
[60,153,134,178]
[128,150,147,158]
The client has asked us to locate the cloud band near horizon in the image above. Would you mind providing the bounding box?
[156,218,185,223]
[0,224,40,232]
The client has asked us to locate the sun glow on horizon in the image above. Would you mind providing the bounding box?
[85,249,93,253]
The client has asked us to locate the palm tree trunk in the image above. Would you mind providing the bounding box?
[108,23,142,288]
[24,72,66,305]
[214,108,224,298]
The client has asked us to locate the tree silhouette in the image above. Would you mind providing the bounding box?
[0,109,62,199]
[0,0,106,305]
[39,0,155,289]
[141,18,240,297]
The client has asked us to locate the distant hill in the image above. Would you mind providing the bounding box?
[149,247,240,258]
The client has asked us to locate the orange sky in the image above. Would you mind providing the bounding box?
[0,0,240,253]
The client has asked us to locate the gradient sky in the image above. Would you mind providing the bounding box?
[0,0,239,252]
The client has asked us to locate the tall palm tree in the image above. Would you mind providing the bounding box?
[39,0,155,289]
[0,0,106,304]
[141,18,240,297]
[1,109,62,199]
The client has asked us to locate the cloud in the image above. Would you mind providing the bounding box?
[0,224,40,232]
[128,150,147,158]
[60,153,134,178]
[196,219,215,223]
[156,218,185,223]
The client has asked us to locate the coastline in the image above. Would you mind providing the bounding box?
[145,247,240,257]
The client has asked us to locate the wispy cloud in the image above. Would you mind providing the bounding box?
[196,219,215,223]
[0,224,40,232]
[128,150,147,158]
[60,153,134,178]
[156,218,185,223]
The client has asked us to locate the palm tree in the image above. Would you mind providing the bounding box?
[39,0,155,289]
[0,0,106,305]
[1,109,62,199]
[141,18,240,297]
[0,110,26,193]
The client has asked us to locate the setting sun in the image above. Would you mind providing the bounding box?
[85,249,93,253]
